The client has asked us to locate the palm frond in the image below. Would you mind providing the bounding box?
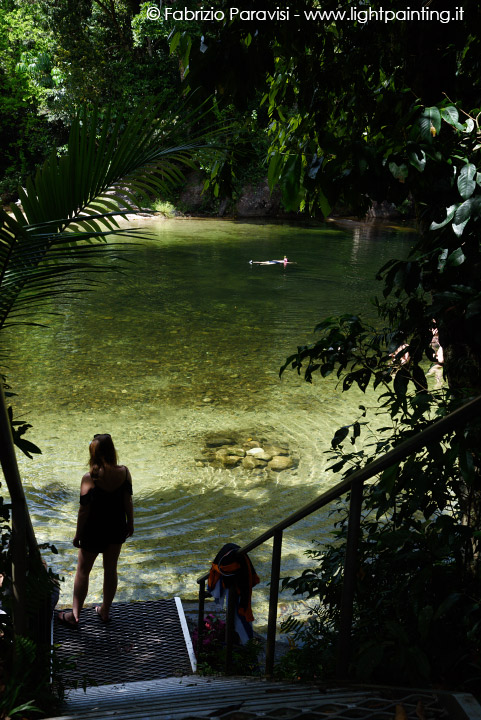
[0,97,225,334]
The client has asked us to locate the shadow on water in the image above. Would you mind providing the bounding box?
[3,218,413,618]
[45,474,342,630]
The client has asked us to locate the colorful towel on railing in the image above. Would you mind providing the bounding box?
[208,542,260,644]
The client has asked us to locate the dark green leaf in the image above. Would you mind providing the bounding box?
[452,199,473,236]
[408,147,426,172]
[412,365,427,392]
[430,204,456,231]
[418,605,433,642]
[419,107,441,139]
[447,247,466,267]
[380,463,398,493]
[457,163,476,200]
[389,162,408,182]
[440,105,461,128]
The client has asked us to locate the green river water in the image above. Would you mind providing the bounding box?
[3,217,414,628]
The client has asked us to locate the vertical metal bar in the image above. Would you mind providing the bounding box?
[224,583,236,674]
[197,579,205,656]
[336,480,364,681]
[265,529,283,677]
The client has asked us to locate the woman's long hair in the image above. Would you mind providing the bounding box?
[89,434,118,478]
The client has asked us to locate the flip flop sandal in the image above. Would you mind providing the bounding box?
[57,610,79,629]
[95,605,111,623]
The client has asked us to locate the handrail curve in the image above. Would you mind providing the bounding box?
[196,393,481,677]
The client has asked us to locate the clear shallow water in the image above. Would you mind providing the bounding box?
[2,217,413,627]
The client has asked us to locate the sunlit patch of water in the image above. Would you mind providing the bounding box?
[2,218,412,629]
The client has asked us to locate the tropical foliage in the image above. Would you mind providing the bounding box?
[167,0,481,218]
[164,0,481,690]
[0,97,221,716]
[278,358,481,690]
[2,0,481,697]
[0,0,181,198]
[0,100,216,334]
[276,101,481,691]
[0,93,221,474]
[281,100,481,409]
[1,0,269,205]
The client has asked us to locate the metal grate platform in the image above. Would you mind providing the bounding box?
[45,676,481,720]
[54,598,195,687]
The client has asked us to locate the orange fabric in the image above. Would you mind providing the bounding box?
[208,554,259,623]
[208,560,241,594]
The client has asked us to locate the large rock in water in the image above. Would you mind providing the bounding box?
[263,444,289,456]
[200,432,295,472]
[242,456,267,470]
[199,449,217,462]
[215,448,241,467]
[268,455,294,472]
[225,446,246,457]
[224,456,241,467]
[246,447,273,461]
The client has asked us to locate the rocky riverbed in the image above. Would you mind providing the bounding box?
[196,432,297,472]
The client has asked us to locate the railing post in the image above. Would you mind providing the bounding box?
[224,583,236,674]
[196,394,481,683]
[265,529,283,677]
[197,579,205,657]
[336,480,364,681]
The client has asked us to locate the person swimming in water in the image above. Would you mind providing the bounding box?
[249,256,293,266]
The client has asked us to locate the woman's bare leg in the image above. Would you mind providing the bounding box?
[100,543,122,620]
[72,548,98,621]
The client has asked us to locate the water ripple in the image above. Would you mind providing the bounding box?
[6,218,411,618]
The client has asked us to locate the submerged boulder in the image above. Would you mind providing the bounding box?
[225,446,246,457]
[198,431,296,473]
[242,456,267,470]
[268,456,294,472]
[246,448,273,461]
[264,444,289,456]
[215,448,241,467]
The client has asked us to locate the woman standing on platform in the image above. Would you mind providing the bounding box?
[58,433,134,627]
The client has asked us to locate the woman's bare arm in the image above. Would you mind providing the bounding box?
[125,467,134,537]
[73,474,94,547]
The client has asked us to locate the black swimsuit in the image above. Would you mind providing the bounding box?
[79,468,132,553]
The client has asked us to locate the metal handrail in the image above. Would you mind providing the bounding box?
[197,394,481,678]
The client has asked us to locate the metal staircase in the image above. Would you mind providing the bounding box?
[53,598,196,687]
[45,675,481,720]
[3,387,481,719]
